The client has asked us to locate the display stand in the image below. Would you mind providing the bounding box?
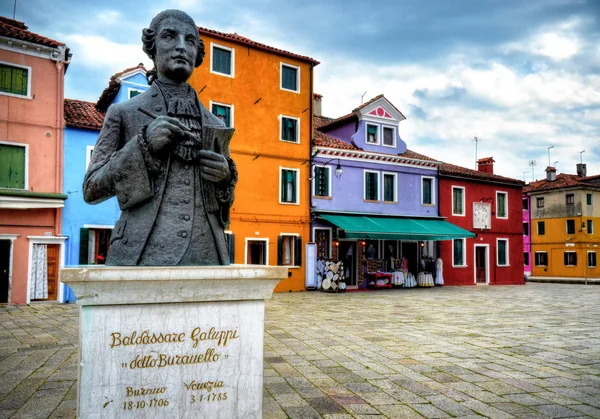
[366,272,393,289]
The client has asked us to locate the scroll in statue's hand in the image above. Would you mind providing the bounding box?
[146,116,189,157]
[198,150,230,183]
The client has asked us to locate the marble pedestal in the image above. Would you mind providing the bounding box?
[60,265,287,419]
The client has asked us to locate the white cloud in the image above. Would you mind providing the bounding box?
[96,10,121,26]
[60,34,152,70]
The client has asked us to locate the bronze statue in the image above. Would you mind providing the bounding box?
[83,10,237,266]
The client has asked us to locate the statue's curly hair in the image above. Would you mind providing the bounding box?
[141,9,205,84]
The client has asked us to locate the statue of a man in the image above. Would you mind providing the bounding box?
[83,10,237,266]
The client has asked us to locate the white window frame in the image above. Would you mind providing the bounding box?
[452,238,467,267]
[0,60,32,99]
[363,170,380,201]
[535,251,548,266]
[381,125,396,148]
[421,176,435,205]
[312,227,332,259]
[382,171,397,203]
[496,191,508,219]
[564,251,577,267]
[84,226,114,265]
[85,145,94,170]
[312,165,331,198]
[127,88,144,99]
[496,238,509,267]
[210,100,234,128]
[280,232,300,268]
[588,251,597,268]
[210,43,235,78]
[452,186,466,216]
[279,115,300,144]
[279,166,300,205]
[244,238,269,265]
[0,140,28,190]
[280,62,300,93]
[365,123,380,145]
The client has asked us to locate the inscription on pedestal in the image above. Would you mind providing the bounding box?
[80,300,264,418]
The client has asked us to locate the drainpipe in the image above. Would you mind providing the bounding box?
[54,60,64,236]
[308,63,314,241]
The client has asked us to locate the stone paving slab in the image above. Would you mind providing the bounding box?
[1,283,600,418]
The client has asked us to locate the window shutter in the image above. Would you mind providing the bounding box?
[277,236,283,266]
[294,236,302,266]
[79,228,89,264]
[227,234,235,264]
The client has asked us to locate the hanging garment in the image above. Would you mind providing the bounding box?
[30,244,48,299]
[435,257,444,286]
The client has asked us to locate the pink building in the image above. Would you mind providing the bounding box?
[0,17,70,304]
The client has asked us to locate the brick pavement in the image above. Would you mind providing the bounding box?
[1,283,599,418]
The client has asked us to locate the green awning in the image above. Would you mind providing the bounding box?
[319,213,475,241]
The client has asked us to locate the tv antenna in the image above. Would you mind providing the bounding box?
[522,170,529,181]
[360,91,367,104]
[472,137,480,169]
[529,160,536,181]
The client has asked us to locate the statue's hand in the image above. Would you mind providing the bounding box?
[198,150,230,183]
[146,116,188,157]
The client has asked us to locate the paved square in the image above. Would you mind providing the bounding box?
[1,283,599,418]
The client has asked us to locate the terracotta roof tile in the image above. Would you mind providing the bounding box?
[440,162,524,186]
[197,27,319,65]
[477,157,495,164]
[64,99,105,130]
[316,112,357,131]
[96,63,147,112]
[313,93,323,99]
[313,130,358,150]
[314,115,334,129]
[523,173,600,193]
[0,16,64,48]
[400,149,438,162]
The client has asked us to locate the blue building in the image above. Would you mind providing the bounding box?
[62,64,148,301]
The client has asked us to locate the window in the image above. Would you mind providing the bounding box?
[211,102,233,128]
[587,220,594,234]
[364,171,379,201]
[0,63,29,97]
[382,126,395,147]
[128,88,143,99]
[497,239,508,266]
[588,251,596,268]
[0,143,26,189]
[85,146,94,170]
[246,239,267,265]
[382,172,397,202]
[566,194,574,206]
[280,168,299,204]
[79,227,113,264]
[587,193,593,206]
[537,221,545,235]
[281,63,299,92]
[566,219,575,235]
[564,251,577,266]
[452,187,465,215]
[524,252,529,266]
[278,235,302,266]
[314,228,331,259]
[211,44,233,76]
[496,192,507,218]
[366,124,378,144]
[522,199,529,210]
[452,239,466,266]
[523,222,529,236]
[280,116,299,143]
[537,197,544,208]
[422,177,434,205]
[535,252,548,266]
[313,166,330,197]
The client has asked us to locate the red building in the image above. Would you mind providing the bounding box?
[439,158,525,285]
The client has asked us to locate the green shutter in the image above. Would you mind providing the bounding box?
[0,144,25,189]
[0,65,27,96]
[294,236,302,266]
[282,66,297,90]
[79,228,89,264]
[227,234,235,264]
[277,236,283,266]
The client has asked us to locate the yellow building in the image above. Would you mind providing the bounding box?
[526,166,600,281]
[189,27,319,291]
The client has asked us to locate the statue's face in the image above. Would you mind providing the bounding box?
[154,17,198,83]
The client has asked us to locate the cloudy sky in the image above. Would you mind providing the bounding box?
[3,0,599,181]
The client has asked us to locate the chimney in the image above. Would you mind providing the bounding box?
[546,166,556,181]
[313,93,322,117]
[477,157,495,174]
[577,163,587,177]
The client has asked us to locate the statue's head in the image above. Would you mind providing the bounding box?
[142,10,205,83]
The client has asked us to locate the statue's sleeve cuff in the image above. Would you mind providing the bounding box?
[137,125,164,173]
[216,157,238,204]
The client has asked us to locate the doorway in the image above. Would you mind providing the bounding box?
[0,240,10,303]
[401,242,418,277]
[338,241,357,288]
[475,245,489,284]
[30,244,60,301]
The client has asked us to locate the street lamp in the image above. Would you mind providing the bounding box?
[312,158,343,179]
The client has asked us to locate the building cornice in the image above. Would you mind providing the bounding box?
[314,146,440,170]
[0,36,69,62]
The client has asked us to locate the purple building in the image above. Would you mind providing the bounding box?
[522,194,532,277]
[311,94,472,289]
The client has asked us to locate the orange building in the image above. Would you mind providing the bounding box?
[0,17,70,303]
[189,28,319,291]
